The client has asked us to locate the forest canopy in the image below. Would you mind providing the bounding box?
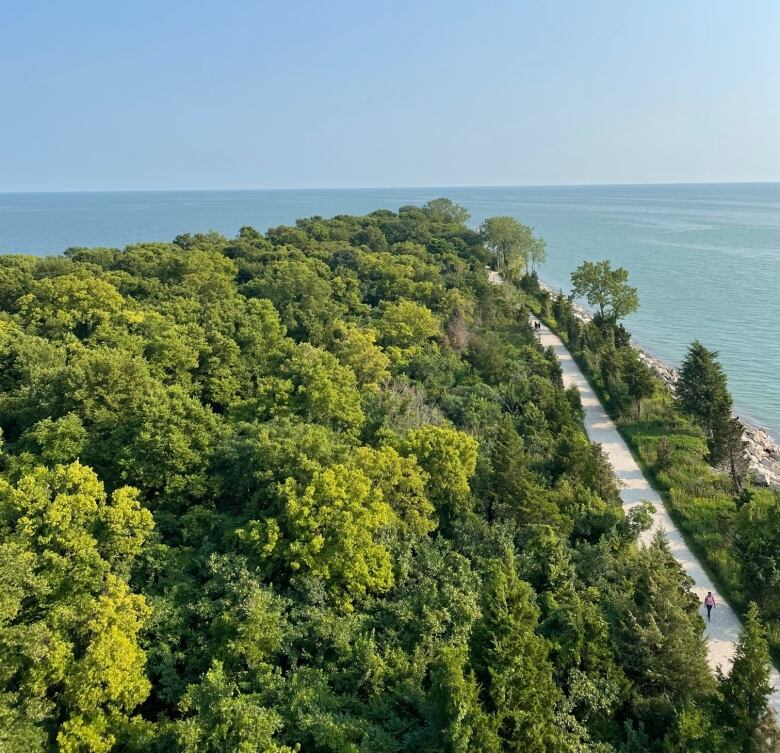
[0,202,769,752]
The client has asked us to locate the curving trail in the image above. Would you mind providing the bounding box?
[534,320,780,714]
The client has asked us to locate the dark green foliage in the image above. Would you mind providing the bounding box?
[676,340,733,461]
[718,603,773,750]
[0,207,746,751]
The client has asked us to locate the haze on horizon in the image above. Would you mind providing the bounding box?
[2,0,779,193]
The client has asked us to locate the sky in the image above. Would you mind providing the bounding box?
[1,0,779,191]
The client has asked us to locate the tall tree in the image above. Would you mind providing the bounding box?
[675,340,733,460]
[471,554,568,752]
[718,602,772,749]
[570,260,639,329]
[424,198,471,225]
[479,217,534,276]
[528,237,547,273]
[713,412,749,494]
[622,349,656,418]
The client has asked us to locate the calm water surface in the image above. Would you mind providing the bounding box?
[1,184,778,435]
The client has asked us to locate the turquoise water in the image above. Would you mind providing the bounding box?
[1,184,779,435]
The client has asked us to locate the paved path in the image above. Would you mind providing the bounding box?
[534,320,780,712]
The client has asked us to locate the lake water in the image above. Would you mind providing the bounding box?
[1,184,779,436]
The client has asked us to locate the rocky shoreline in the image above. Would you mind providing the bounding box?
[539,281,780,488]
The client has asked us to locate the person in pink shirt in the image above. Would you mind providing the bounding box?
[704,592,716,621]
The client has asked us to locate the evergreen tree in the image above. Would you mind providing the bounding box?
[471,554,569,752]
[676,341,733,460]
[718,602,772,749]
[622,349,655,418]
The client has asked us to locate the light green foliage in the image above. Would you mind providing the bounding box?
[376,298,441,350]
[22,413,87,465]
[479,216,535,278]
[663,703,721,753]
[399,425,478,521]
[243,258,342,342]
[17,274,127,339]
[0,462,153,752]
[178,661,294,753]
[284,343,365,433]
[350,445,436,537]
[570,259,639,325]
[267,464,395,603]
[329,321,390,388]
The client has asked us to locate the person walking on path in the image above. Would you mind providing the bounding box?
[704,592,716,621]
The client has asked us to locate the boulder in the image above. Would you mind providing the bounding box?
[752,467,773,486]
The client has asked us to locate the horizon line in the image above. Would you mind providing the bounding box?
[2,179,780,195]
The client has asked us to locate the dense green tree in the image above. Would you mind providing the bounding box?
[177,661,293,753]
[479,216,535,277]
[471,555,568,752]
[0,462,153,753]
[570,260,639,328]
[424,198,472,224]
[283,343,365,434]
[426,646,499,753]
[735,491,780,619]
[621,349,656,418]
[675,340,733,459]
[718,602,772,749]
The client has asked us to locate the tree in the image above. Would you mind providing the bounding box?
[329,321,390,389]
[528,237,547,272]
[376,299,441,350]
[613,533,713,709]
[622,349,656,417]
[675,341,733,460]
[242,258,342,342]
[570,260,639,329]
[734,492,780,619]
[245,464,395,604]
[399,425,478,524]
[424,198,471,225]
[426,646,499,753]
[471,554,568,752]
[177,661,293,753]
[16,274,126,340]
[718,602,772,748]
[0,462,153,752]
[713,412,749,495]
[479,217,534,275]
[283,343,365,434]
[350,445,436,537]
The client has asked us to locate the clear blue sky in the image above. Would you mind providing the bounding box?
[2,1,779,191]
